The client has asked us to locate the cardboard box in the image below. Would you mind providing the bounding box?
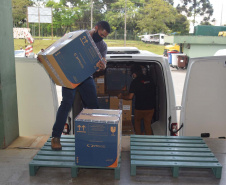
[81,109,122,128]
[122,100,132,121]
[75,109,122,167]
[38,30,104,89]
[105,67,132,95]
[97,96,109,109]
[96,84,105,95]
[95,76,105,95]
[110,97,132,120]
[110,96,122,110]
[122,120,135,135]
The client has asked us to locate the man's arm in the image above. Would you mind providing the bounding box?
[118,93,134,100]
[96,58,106,71]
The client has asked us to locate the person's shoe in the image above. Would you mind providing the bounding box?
[51,137,62,151]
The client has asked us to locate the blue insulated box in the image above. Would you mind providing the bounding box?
[75,109,122,167]
[38,30,104,89]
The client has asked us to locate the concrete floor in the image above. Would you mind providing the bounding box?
[1,68,226,185]
[0,136,225,185]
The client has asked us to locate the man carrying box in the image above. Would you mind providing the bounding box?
[50,21,111,150]
[118,64,155,135]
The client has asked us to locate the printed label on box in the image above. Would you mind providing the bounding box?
[97,78,104,83]
[76,124,87,133]
[123,105,131,110]
[88,123,108,136]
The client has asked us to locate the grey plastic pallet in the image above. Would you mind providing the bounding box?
[130,135,222,178]
[29,135,120,179]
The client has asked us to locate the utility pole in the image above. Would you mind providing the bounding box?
[91,0,93,29]
[124,0,127,46]
[38,0,41,39]
[220,1,223,26]
[38,7,41,39]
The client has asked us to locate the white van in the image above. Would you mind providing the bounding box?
[104,47,179,136]
[15,48,226,138]
[140,34,153,43]
[103,47,226,138]
[152,33,165,45]
[180,56,226,138]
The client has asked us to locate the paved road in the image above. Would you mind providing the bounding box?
[170,67,187,106]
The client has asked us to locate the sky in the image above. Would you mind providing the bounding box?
[174,0,226,26]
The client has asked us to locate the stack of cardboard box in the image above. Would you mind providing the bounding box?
[95,75,105,95]
[93,65,135,134]
[97,96,110,109]
[94,75,110,109]
[109,96,134,134]
[105,67,132,96]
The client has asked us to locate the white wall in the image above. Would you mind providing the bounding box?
[16,58,58,136]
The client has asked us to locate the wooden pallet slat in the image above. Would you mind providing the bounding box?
[41,146,75,151]
[37,151,75,156]
[44,142,75,147]
[131,142,208,148]
[33,155,75,161]
[130,135,222,178]
[29,135,121,179]
[131,135,203,140]
[131,150,215,157]
[131,155,218,162]
[131,146,211,152]
[47,138,75,143]
[130,138,205,144]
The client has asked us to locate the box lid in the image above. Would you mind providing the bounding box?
[81,108,122,116]
[75,113,120,124]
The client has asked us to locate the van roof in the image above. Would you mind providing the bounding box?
[107,47,140,54]
[106,51,162,61]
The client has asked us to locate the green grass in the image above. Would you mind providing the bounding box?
[14,39,57,54]
[14,38,165,55]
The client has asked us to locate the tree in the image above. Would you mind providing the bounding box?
[176,0,214,26]
[46,1,81,35]
[164,0,174,6]
[166,14,190,35]
[137,0,177,34]
[200,21,211,25]
[105,0,140,39]
[12,0,33,27]
[63,0,119,29]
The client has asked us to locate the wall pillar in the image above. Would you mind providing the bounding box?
[0,0,19,148]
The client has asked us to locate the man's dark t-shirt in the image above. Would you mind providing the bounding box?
[129,75,155,110]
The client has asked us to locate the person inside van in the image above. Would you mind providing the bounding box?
[118,64,155,135]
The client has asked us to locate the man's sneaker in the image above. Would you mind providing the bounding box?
[51,137,62,151]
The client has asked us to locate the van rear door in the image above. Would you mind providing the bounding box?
[180,56,226,138]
